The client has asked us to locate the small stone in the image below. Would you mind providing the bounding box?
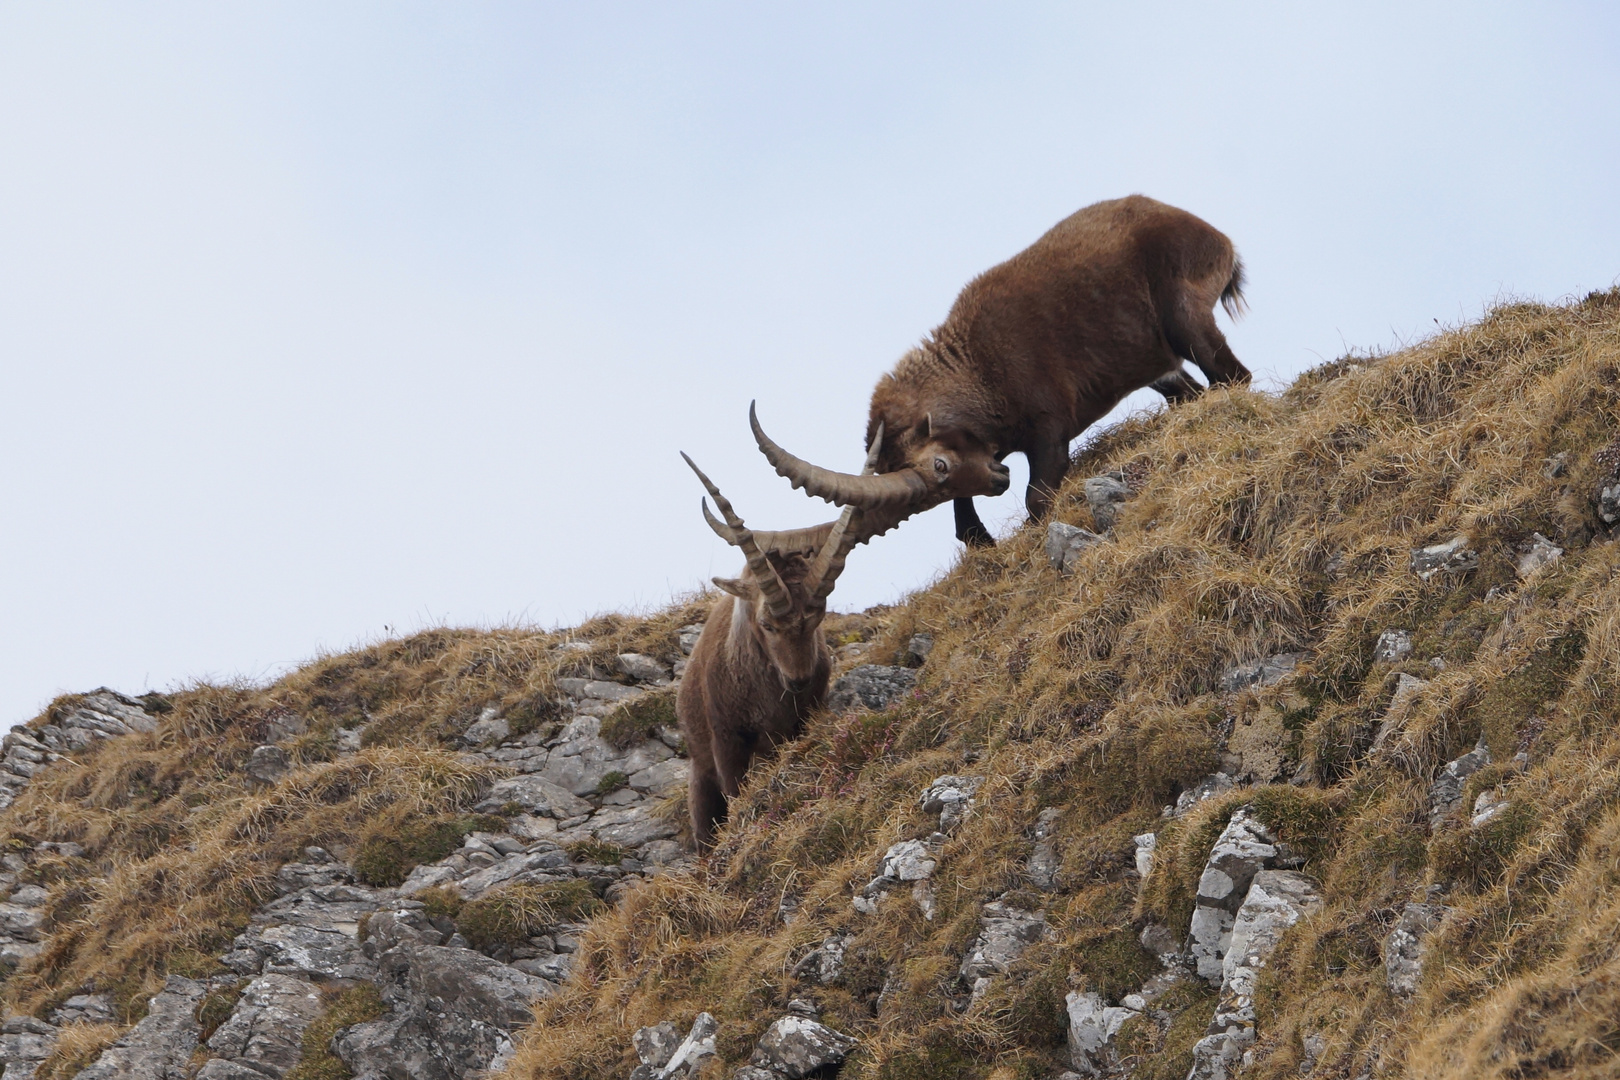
[784,999,819,1018]
[1429,739,1491,828]
[879,839,937,882]
[1066,991,1139,1075]
[750,1016,857,1079]
[618,653,672,684]
[1084,475,1131,532]
[1139,924,1180,959]
[919,774,983,831]
[1134,833,1157,878]
[676,625,704,657]
[1217,654,1300,694]
[1170,773,1235,817]
[659,1012,718,1078]
[959,899,1048,983]
[826,666,916,713]
[632,1021,681,1068]
[1516,532,1563,578]
[903,633,935,667]
[1374,629,1413,663]
[1045,521,1106,575]
[1471,790,1509,826]
[1385,901,1448,995]
[463,707,510,746]
[245,746,291,785]
[9,884,49,907]
[1411,536,1479,581]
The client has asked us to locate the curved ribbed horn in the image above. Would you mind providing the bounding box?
[751,402,928,509]
[703,502,841,555]
[681,453,793,619]
[807,422,884,602]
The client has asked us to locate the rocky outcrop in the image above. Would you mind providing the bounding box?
[1189,809,1288,985]
[1188,870,1323,1080]
[77,975,221,1080]
[0,691,157,810]
[1046,521,1106,574]
[1429,739,1490,828]
[748,1016,857,1079]
[1410,536,1479,581]
[827,666,916,713]
[1084,475,1131,532]
[1385,901,1449,995]
[960,899,1048,1001]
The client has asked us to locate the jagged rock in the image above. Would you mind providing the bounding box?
[1045,521,1106,575]
[1065,991,1139,1075]
[878,839,937,882]
[1188,871,1322,1080]
[628,757,688,796]
[198,973,324,1079]
[1411,536,1479,581]
[1374,629,1413,663]
[1189,809,1279,984]
[1217,654,1299,694]
[226,885,381,981]
[960,900,1048,999]
[48,993,118,1026]
[632,1022,681,1068]
[462,707,510,746]
[654,1012,717,1078]
[1471,789,1510,826]
[474,774,593,819]
[246,745,291,785]
[677,625,704,656]
[618,653,672,684]
[1516,532,1563,578]
[1134,833,1157,878]
[1385,901,1449,995]
[1169,773,1234,817]
[77,975,211,1080]
[1428,739,1490,828]
[0,904,44,943]
[1,1015,57,1080]
[1084,475,1131,532]
[1139,923,1180,960]
[539,718,674,797]
[919,774,982,832]
[749,1016,857,1079]
[827,666,916,713]
[1601,481,1620,525]
[791,933,849,985]
[339,942,554,1080]
[1029,808,1062,889]
[1222,871,1322,996]
[902,633,934,667]
[1372,673,1428,749]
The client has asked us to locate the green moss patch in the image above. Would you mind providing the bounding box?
[457,880,604,951]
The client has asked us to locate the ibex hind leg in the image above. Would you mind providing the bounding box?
[1168,277,1250,387]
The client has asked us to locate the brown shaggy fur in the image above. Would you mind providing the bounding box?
[676,552,832,850]
[866,194,1250,544]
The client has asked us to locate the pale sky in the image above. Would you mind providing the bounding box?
[3,3,1617,727]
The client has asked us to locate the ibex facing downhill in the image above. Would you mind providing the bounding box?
[748,195,1251,545]
[675,434,881,850]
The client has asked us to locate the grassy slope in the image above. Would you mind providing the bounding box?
[4,291,1618,1079]
[505,291,1620,1080]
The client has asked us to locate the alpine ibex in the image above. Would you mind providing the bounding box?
[675,433,882,850]
[749,195,1250,545]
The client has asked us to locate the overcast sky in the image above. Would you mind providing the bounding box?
[2,3,1617,727]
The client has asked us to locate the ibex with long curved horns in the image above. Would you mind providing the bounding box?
[675,432,882,850]
[748,195,1251,545]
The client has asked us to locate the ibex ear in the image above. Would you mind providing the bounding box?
[711,577,753,599]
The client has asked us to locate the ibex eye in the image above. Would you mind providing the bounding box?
[933,457,949,475]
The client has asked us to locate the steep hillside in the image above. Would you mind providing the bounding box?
[3,290,1620,1080]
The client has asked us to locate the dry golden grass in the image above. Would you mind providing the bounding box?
[6,291,1620,1079]
[490,291,1620,1079]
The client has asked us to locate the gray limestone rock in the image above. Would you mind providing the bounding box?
[791,933,850,985]
[656,1012,718,1079]
[48,993,118,1027]
[202,973,324,1079]
[1170,773,1235,817]
[677,625,704,656]
[461,708,510,747]
[959,900,1048,992]
[77,975,209,1080]
[1134,833,1157,878]
[633,1022,681,1068]
[1065,991,1139,1076]
[1429,739,1490,828]
[1084,475,1131,532]
[749,1016,856,1079]
[919,774,983,832]
[1385,902,1449,995]
[1045,521,1106,575]
[1516,532,1563,578]
[1372,673,1428,750]
[1188,809,1278,985]
[473,774,593,819]
[618,653,672,684]
[1373,629,1413,663]
[903,633,934,667]
[1411,536,1479,581]
[0,905,44,943]
[1601,481,1620,526]
[1217,654,1300,694]
[826,666,916,713]
[246,745,291,786]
